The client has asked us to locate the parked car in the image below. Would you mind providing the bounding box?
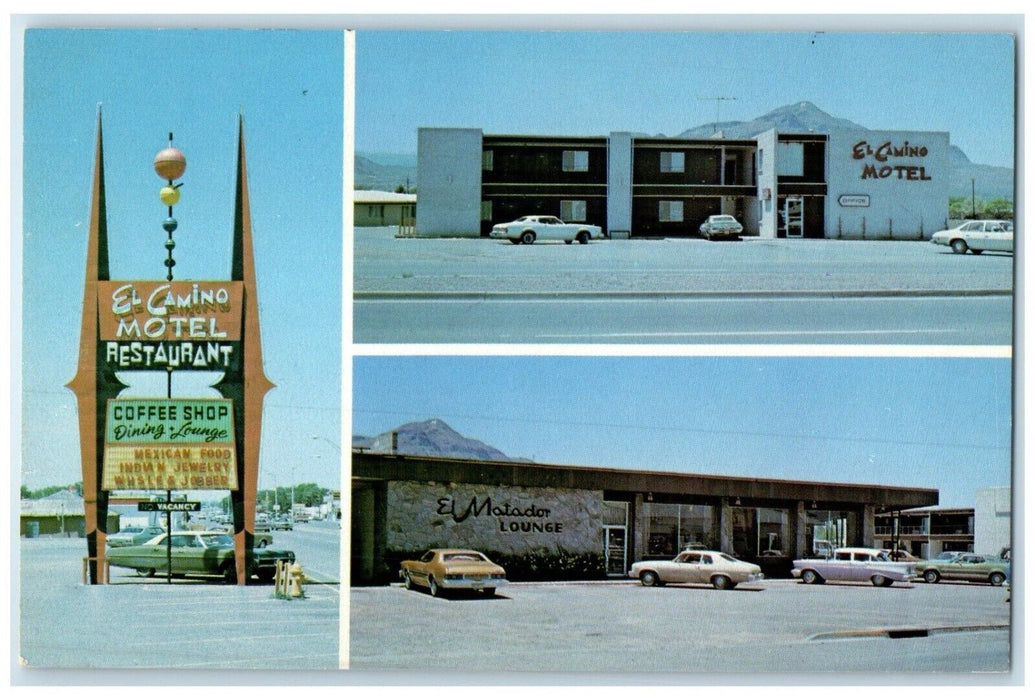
[271,516,294,531]
[107,525,165,548]
[792,547,916,587]
[699,214,744,240]
[914,552,1010,586]
[106,531,294,583]
[930,220,1013,254]
[628,550,763,590]
[399,549,507,597]
[490,215,604,245]
[879,549,922,562]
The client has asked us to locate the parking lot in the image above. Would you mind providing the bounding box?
[348,578,1012,677]
[18,523,341,672]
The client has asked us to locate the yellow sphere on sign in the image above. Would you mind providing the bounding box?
[154,147,187,180]
[160,185,181,206]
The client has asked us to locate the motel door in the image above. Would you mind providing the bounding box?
[783,197,804,238]
[603,526,627,577]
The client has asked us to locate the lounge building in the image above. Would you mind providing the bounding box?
[416,126,950,240]
[873,506,975,558]
[351,451,939,585]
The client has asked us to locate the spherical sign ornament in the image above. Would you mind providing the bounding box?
[154,147,187,180]
[159,185,181,206]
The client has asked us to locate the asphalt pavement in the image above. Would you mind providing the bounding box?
[352,228,1015,344]
[17,522,341,673]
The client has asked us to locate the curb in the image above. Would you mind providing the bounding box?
[355,289,1013,301]
[809,623,1010,641]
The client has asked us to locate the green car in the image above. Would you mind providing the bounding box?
[915,552,1009,586]
[106,531,294,583]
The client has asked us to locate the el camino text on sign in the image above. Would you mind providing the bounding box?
[101,399,238,491]
[852,140,932,182]
[97,281,243,370]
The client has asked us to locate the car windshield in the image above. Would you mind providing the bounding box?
[714,216,734,221]
[200,534,233,548]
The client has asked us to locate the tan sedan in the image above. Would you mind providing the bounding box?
[400,549,508,597]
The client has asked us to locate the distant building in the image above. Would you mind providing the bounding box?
[873,506,975,558]
[974,487,1011,555]
[416,126,949,239]
[20,490,118,537]
[354,189,416,227]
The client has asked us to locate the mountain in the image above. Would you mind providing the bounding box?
[355,154,417,193]
[353,418,518,462]
[677,100,866,139]
[355,102,1013,199]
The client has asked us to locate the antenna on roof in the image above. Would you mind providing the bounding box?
[699,96,737,137]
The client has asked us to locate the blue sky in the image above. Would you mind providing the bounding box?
[353,356,1013,508]
[356,29,1016,168]
[20,29,343,490]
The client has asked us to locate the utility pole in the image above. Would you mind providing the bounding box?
[699,96,737,136]
[971,178,977,218]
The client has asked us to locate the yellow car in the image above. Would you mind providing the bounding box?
[400,549,507,597]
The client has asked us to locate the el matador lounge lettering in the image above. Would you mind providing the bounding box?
[437,495,565,533]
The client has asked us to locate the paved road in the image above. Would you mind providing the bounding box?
[18,523,341,671]
[353,228,1014,345]
[348,579,1013,676]
[355,293,1013,344]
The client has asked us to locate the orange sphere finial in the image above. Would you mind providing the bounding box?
[154,147,186,181]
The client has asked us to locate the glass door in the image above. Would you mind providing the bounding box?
[603,526,627,576]
[783,197,804,238]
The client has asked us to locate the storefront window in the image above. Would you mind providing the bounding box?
[805,509,857,557]
[731,507,790,558]
[644,503,715,555]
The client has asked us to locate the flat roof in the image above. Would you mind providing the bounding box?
[352,451,938,510]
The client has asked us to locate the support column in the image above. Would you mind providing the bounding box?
[719,498,734,554]
[794,501,807,558]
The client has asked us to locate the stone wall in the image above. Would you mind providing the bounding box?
[386,481,603,555]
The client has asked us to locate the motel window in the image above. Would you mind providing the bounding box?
[660,151,685,173]
[482,150,494,171]
[481,201,493,221]
[644,503,716,555]
[777,142,804,177]
[658,200,684,223]
[562,150,589,172]
[560,200,587,222]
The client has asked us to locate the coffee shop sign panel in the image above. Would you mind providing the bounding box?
[97,281,243,371]
[386,481,603,554]
[101,398,238,491]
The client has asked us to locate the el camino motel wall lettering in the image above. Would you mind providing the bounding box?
[68,111,272,584]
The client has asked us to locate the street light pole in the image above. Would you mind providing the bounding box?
[971,178,976,218]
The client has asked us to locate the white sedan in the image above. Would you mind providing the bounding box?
[490,215,604,245]
[629,550,764,590]
[699,214,744,240]
[930,219,1013,254]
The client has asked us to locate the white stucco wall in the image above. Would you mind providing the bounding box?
[607,132,633,238]
[974,487,1011,555]
[416,127,483,237]
[825,129,950,239]
[755,130,780,239]
[386,481,603,555]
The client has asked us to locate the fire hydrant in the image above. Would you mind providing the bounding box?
[287,563,306,598]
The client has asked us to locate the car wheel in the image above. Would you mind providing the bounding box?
[870,574,889,587]
[576,231,589,245]
[429,576,440,597]
[951,239,969,254]
[256,570,275,584]
[221,563,237,584]
[137,568,156,578]
[639,570,661,587]
[989,572,1006,587]
[923,570,941,584]
[801,570,823,585]
[711,575,734,590]
[520,231,536,245]
[403,571,413,590]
